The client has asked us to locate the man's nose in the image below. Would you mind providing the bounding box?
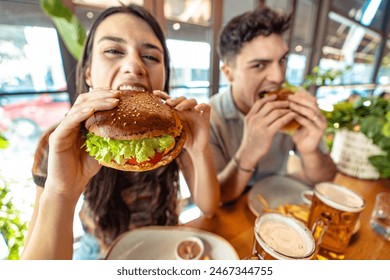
[266,63,285,84]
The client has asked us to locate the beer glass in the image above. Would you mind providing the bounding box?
[252,212,316,260]
[307,182,365,260]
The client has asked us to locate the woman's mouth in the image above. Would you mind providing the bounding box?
[118,85,147,91]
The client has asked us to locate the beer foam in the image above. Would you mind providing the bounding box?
[315,183,364,212]
[258,219,309,258]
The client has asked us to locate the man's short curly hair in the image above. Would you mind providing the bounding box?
[218,7,291,65]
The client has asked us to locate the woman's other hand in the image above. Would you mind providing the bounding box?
[153,90,211,154]
[46,88,120,201]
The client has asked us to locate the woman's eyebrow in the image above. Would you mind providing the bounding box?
[97,35,126,44]
[97,36,163,53]
[142,43,163,54]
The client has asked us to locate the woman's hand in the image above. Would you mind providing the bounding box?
[45,88,120,202]
[288,89,327,155]
[153,90,210,154]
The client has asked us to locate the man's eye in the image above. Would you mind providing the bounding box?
[253,63,265,69]
[280,56,288,64]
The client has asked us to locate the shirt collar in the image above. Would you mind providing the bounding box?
[222,87,245,121]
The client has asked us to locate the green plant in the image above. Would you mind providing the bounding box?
[284,66,350,93]
[0,134,9,150]
[0,179,28,259]
[322,97,390,178]
[0,134,28,259]
[302,65,352,89]
[40,0,86,60]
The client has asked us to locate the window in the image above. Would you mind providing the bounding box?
[321,12,381,85]
[377,38,390,84]
[167,39,211,104]
[332,0,387,31]
[164,0,213,103]
[286,0,319,86]
[0,1,71,231]
[164,0,211,26]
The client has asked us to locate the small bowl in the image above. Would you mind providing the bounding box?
[175,236,204,260]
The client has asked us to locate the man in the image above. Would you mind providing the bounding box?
[210,7,337,204]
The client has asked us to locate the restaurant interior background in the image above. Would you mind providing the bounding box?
[0,0,389,259]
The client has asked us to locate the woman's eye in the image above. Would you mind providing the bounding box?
[104,48,123,55]
[143,55,160,62]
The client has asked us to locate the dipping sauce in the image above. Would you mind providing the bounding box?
[176,237,203,260]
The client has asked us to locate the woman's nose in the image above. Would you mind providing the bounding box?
[121,54,146,76]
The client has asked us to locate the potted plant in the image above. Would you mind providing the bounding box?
[322,97,390,179]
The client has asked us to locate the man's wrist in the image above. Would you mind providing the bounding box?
[232,156,255,173]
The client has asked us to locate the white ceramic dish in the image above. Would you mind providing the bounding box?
[247,175,311,216]
[105,226,239,260]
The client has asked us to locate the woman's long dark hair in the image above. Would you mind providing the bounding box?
[75,4,178,249]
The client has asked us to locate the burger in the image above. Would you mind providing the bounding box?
[84,90,186,172]
[265,88,301,134]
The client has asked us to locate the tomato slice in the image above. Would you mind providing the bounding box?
[126,151,164,165]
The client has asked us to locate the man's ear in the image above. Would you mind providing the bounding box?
[85,66,92,87]
[221,63,234,83]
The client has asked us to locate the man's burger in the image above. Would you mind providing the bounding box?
[266,88,301,134]
[84,90,186,172]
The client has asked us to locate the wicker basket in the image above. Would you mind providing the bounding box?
[330,128,383,179]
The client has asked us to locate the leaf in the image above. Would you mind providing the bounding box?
[40,0,72,20]
[0,179,28,259]
[369,155,390,178]
[383,122,390,138]
[39,0,86,60]
[0,134,9,149]
[360,116,384,139]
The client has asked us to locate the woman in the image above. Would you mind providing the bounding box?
[21,4,220,260]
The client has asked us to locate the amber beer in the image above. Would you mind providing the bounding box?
[253,212,316,260]
[308,182,365,259]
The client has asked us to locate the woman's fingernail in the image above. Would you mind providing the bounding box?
[106,98,119,103]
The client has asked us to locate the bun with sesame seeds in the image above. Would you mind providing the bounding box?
[84,90,186,172]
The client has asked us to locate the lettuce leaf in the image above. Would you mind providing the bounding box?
[85,132,175,164]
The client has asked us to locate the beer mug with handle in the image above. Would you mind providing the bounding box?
[249,212,316,260]
[308,182,365,260]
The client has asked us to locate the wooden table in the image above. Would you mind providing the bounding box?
[185,173,390,260]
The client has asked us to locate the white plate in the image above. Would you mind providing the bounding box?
[105,226,239,260]
[247,175,311,216]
